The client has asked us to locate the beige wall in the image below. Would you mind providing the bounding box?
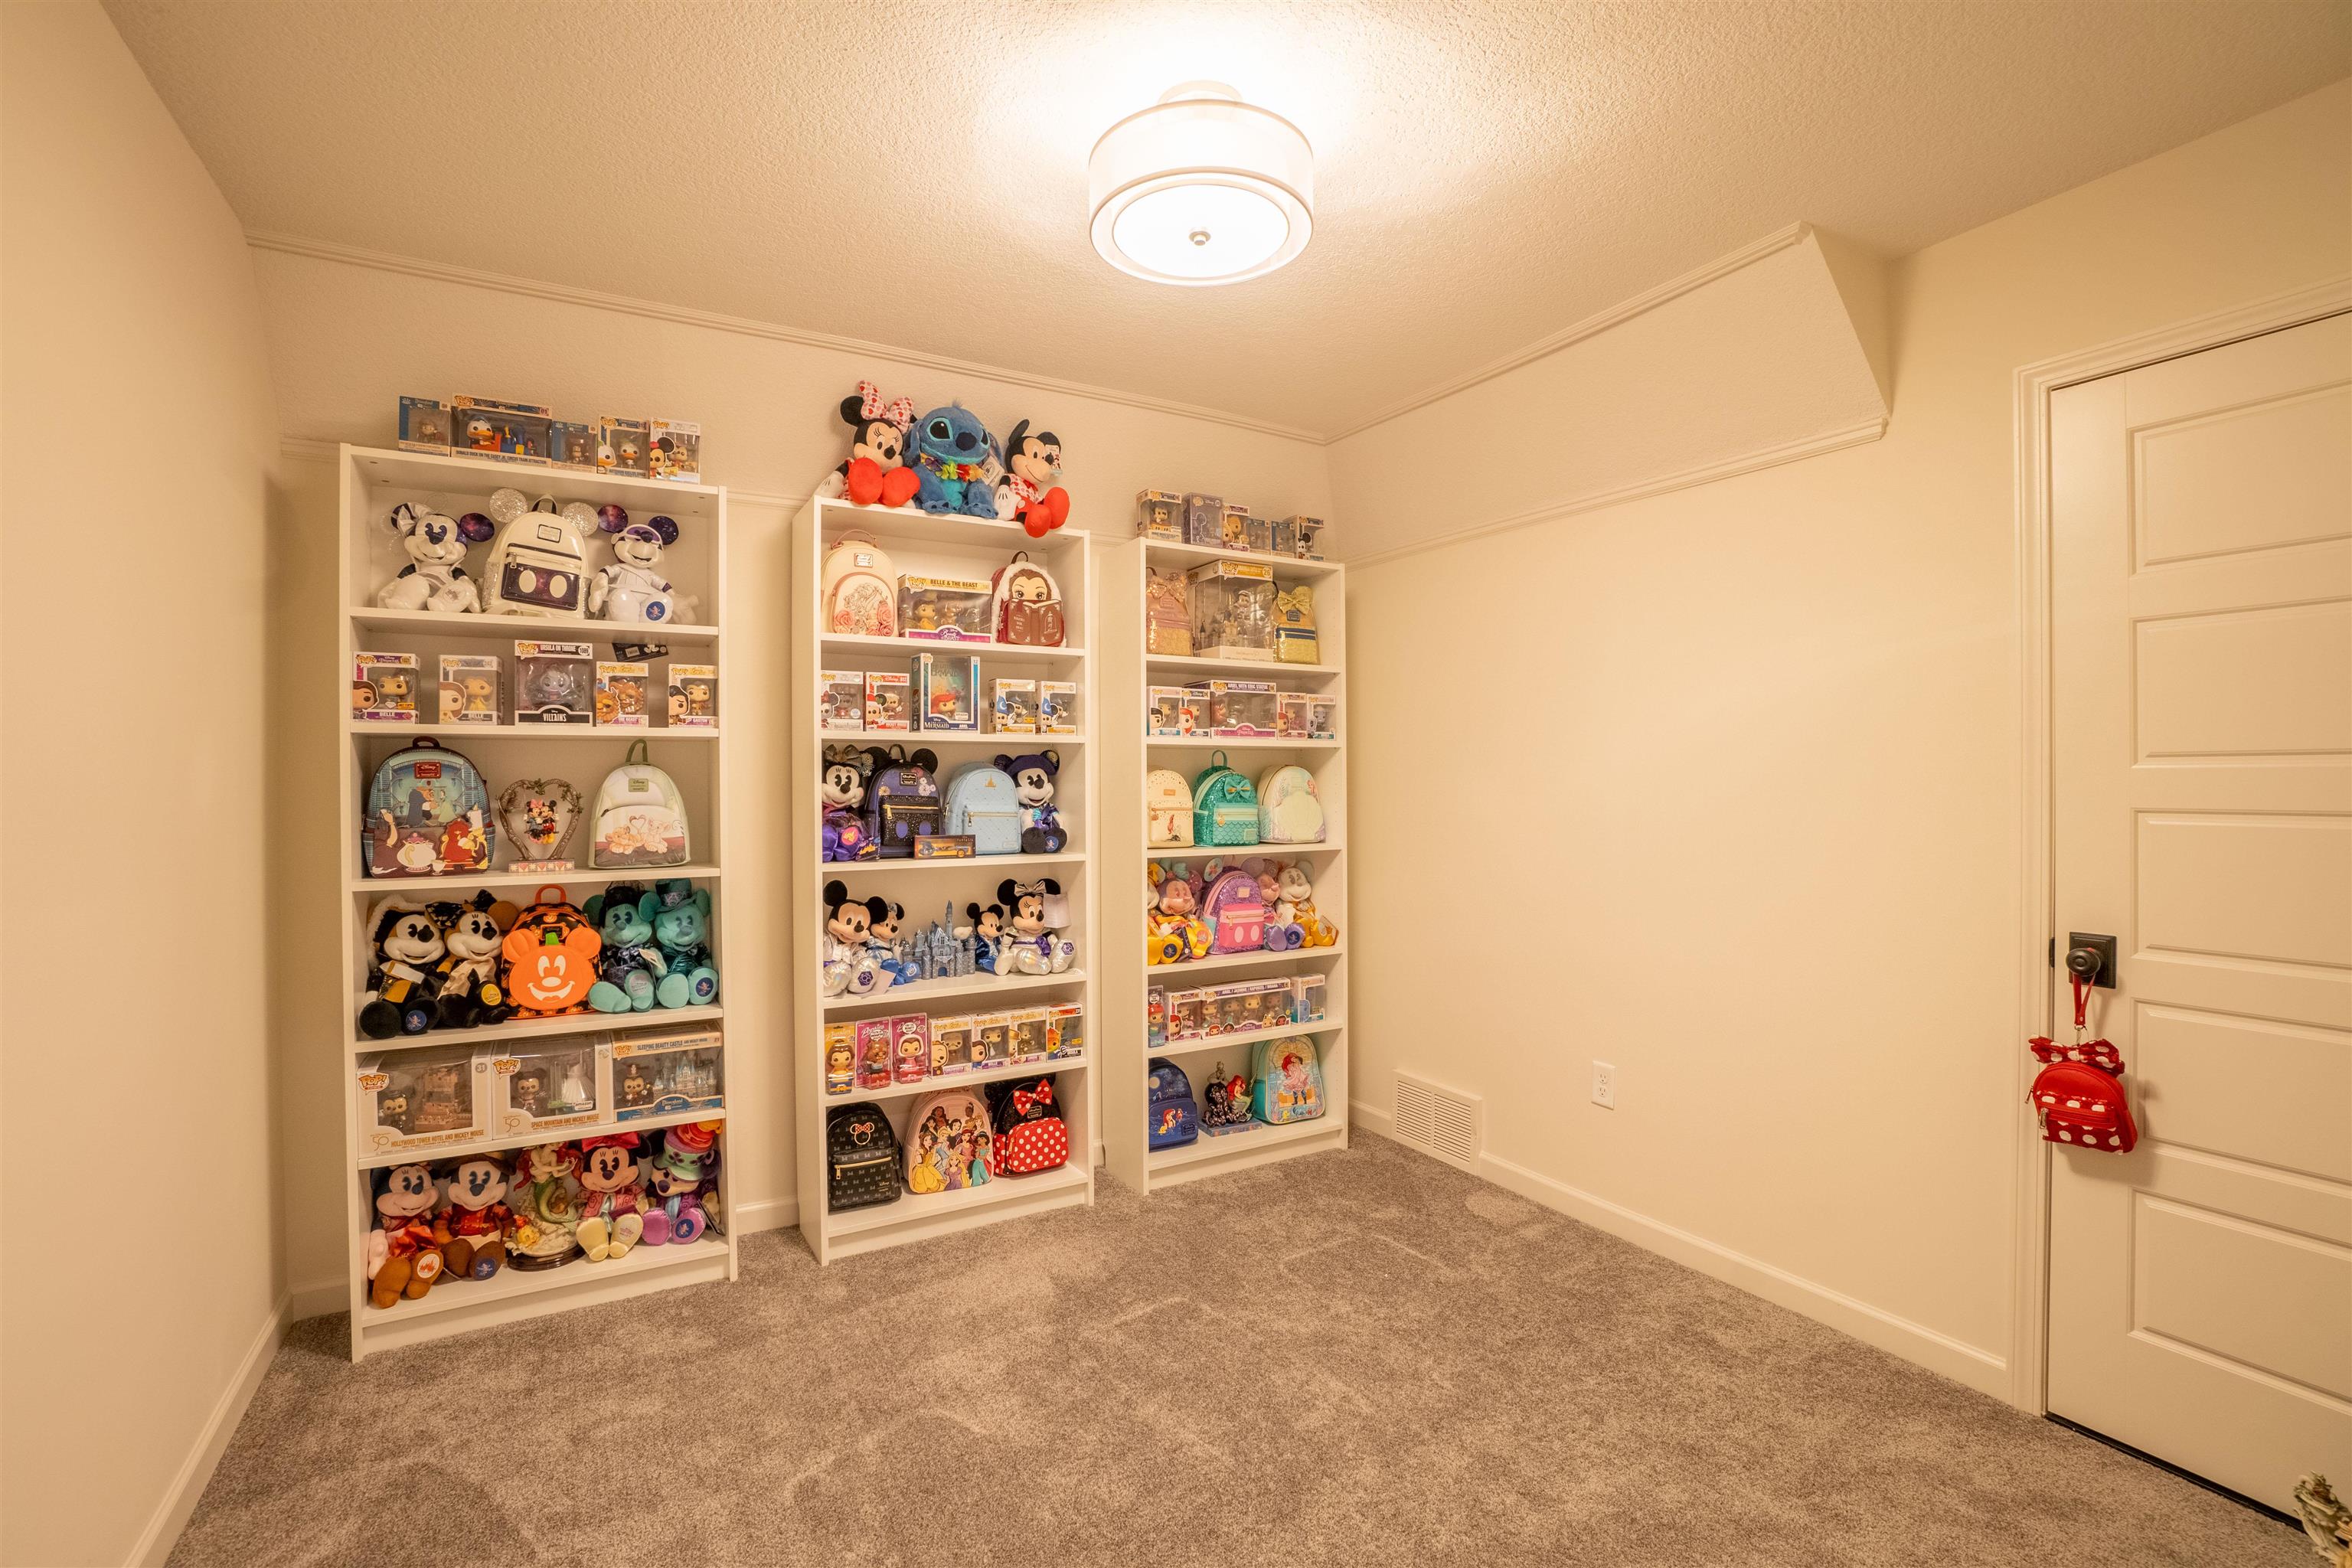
[255,250,1334,1298]
[1341,79,2351,1390]
[1,5,283,1564]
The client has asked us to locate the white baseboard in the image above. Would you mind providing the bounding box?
[729,1193,800,1234]
[126,1292,293,1567]
[1349,1101,2009,1400]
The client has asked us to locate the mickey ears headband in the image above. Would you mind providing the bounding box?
[596,505,678,547]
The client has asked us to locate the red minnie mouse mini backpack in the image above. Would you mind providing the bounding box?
[986,1075,1070,1176]
[2027,1036,2138,1154]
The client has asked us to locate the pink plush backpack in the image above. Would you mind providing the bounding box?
[1200,867,1266,954]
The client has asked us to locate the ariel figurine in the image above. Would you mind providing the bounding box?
[506,1142,581,1270]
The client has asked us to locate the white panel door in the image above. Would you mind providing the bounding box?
[2049,312,2352,1513]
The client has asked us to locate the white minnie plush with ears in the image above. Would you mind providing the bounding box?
[586,506,698,624]
[377,501,494,612]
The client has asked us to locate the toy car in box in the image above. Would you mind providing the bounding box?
[490,1039,612,1135]
[612,1027,725,1121]
[355,1048,489,1155]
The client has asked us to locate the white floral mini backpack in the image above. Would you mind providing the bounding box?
[821,531,897,636]
[1145,768,1193,848]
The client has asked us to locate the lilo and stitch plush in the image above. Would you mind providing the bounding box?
[913,403,999,517]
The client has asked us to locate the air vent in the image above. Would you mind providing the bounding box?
[1393,1072,1481,1171]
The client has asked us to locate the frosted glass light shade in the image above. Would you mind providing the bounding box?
[1087,83,1313,286]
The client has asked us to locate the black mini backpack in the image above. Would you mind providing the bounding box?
[826,1102,902,1211]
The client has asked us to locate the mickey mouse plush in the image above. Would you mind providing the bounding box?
[865,896,916,985]
[433,1155,512,1281]
[995,750,1066,853]
[376,501,495,613]
[366,1162,443,1308]
[821,381,921,508]
[361,900,446,1038]
[586,506,689,624]
[998,420,1070,538]
[430,891,516,1028]
[822,880,887,995]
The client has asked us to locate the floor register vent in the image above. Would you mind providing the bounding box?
[1394,1073,1482,1171]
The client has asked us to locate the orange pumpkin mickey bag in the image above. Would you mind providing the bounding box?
[499,885,602,1018]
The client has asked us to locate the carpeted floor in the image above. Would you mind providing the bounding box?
[171,1135,2304,1567]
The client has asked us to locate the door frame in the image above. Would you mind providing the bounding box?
[2007,275,2352,1414]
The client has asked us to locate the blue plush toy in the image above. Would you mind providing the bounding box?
[584,884,662,1013]
[912,403,999,518]
[646,880,720,1008]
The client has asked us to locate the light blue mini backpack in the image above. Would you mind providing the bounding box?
[942,763,1022,854]
[1191,752,1260,848]
[1249,1036,1326,1125]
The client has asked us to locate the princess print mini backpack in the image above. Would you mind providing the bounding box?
[1250,1036,1326,1125]
[903,1086,995,1194]
[1145,769,1194,848]
[590,741,689,868]
[942,762,1021,854]
[1191,752,1259,848]
[1255,764,1325,844]
[1146,1057,1199,1149]
[821,531,897,636]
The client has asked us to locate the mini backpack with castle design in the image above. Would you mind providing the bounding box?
[1255,764,1325,843]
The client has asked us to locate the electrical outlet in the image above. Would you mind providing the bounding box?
[1591,1060,1616,1109]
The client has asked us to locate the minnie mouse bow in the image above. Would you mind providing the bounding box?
[1010,879,1051,903]
[858,380,914,430]
[1012,1082,1055,1116]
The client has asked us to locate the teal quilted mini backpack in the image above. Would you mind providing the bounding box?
[1191,751,1261,848]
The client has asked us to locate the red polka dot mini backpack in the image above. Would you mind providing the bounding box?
[986,1074,1070,1176]
[2027,1037,2137,1154]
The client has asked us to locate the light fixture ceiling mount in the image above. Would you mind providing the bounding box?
[1087,81,1313,287]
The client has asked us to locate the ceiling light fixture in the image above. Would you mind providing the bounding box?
[1087,81,1313,287]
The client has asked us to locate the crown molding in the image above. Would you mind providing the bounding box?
[1343,411,1886,570]
[243,229,1327,447]
[1320,223,1815,445]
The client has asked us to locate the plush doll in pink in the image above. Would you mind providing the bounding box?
[822,381,920,508]
[573,1133,645,1262]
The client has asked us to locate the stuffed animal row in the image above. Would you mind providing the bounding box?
[373,495,697,625]
[368,1123,723,1308]
[1146,858,1337,966]
[817,380,1071,538]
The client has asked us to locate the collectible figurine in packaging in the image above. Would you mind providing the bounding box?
[864,670,912,731]
[611,1028,724,1120]
[1039,681,1079,735]
[550,420,597,468]
[824,1022,858,1095]
[898,576,995,640]
[855,1018,892,1089]
[1220,503,1254,551]
[1189,559,1278,660]
[355,1050,486,1153]
[1291,972,1328,1024]
[912,652,978,731]
[1274,585,1319,665]
[596,662,651,727]
[1145,567,1193,656]
[668,663,718,728]
[992,678,1037,733]
[497,777,583,871]
[933,1014,973,1075]
[1168,989,1205,1041]
[1136,488,1184,541]
[514,640,596,724]
[1276,691,1310,739]
[1191,678,1277,737]
[439,655,501,724]
[353,652,420,722]
[1291,516,1327,559]
[596,416,649,475]
[1148,686,1194,737]
[646,419,701,482]
[1308,694,1338,739]
[819,669,866,730]
[453,394,551,464]
[495,1040,606,1134]
[891,1014,931,1084]
[1200,1063,1256,1135]
[397,396,452,453]
[974,1013,1011,1068]
[1008,1007,1050,1064]
[1183,492,1223,547]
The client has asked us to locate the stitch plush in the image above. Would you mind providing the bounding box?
[646,880,720,1007]
[433,1155,512,1281]
[584,883,664,1012]
[376,501,495,613]
[821,744,878,861]
[995,750,1066,853]
[586,506,691,624]
[360,900,446,1038]
[822,880,888,996]
[912,403,999,518]
[573,1134,646,1261]
[998,420,1070,537]
[822,381,922,508]
[366,1162,444,1308]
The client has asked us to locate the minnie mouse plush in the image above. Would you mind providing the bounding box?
[821,381,920,508]
[998,420,1070,538]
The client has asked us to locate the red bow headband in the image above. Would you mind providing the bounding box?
[1012,1081,1055,1116]
[578,1132,641,1154]
[858,381,914,431]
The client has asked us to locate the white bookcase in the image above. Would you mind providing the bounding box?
[334,444,737,1361]
[1099,536,1348,1191]
[788,498,1098,1262]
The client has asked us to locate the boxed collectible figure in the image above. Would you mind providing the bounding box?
[932,1014,974,1075]
[514,640,596,724]
[596,416,649,475]
[1147,685,1196,737]
[1183,492,1223,547]
[1218,503,1254,552]
[397,395,451,453]
[819,669,866,730]
[646,418,701,482]
[898,576,995,641]
[1039,680,1080,735]
[1008,1006,1050,1065]
[1290,972,1328,1024]
[1308,694,1338,739]
[912,652,978,731]
[1276,691,1310,739]
[1147,988,1168,1049]
[548,420,598,469]
[854,1018,892,1089]
[595,661,652,727]
[913,835,975,858]
[352,652,420,723]
[1135,488,1184,541]
[354,1049,488,1155]
[1167,989,1206,1041]
[973,1012,1012,1068]
[1188,559,1278,660]
[490,1038,610,1135]
[1274,583,1319,665]
[438,654,501,724]
[1191,678,1278,737]
[1047,1002,1085,1060]
[824,1021,858,1095]
[890,1014,932,1084]
[991,678,1037,733]
[452,394,551,465]
[1144,566,1193,656]
[864,669,913,731]
[611,1026,725,1120]
[1290,516,1327,559]
[668,663,718,728]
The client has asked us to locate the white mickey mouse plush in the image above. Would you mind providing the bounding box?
[377,501,494,613]
[587,507,697,624]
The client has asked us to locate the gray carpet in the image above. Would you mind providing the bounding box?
[171,1135,2304,1567]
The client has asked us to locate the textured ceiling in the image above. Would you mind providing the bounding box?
[107,0,2348,436]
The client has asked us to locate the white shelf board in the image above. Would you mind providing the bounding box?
[1142,538,1343,578]
[1145,840,1340,858]
[346,721,718,742]
[1144,735,1339,750]
[820,729,1086,746]
[820,968,1087,1016]
[823,1054,1088,1106]
[351,1004,724,1055]
[1148,1018,1344,1057]
[1145,943,1343,979]
[1148,1116,1341,1172]
[351,605,720,645]
[825,850,1084,876]
[357,1233,730,1332]
[815,495,1091,550]
[822,632,1086,668]
[348,444,723,509]
[349,864,723,896]
[822,1161,1089,1238]
[1146,653,1341,679]
[357,1103,729,1169]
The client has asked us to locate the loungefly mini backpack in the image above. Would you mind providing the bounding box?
[1200,867,1269,954]
[485,492,593,617]
[825,1102,901,1212]
[986,1076,1070,1176]
[821,531,897,636]
[1147,1057,1199,1149]
[1255,764,1325,844]
[500,886,603,1017]
[864,746,942,858]
[364,740,494,877]
[1250,1036,1327,1125]
[591,741,689,867]
[1192,753,1260,848]
[903,1087,995,1194]
[1145,769,1194,848]
[942,761,1022,854]
[990,552,1066,646]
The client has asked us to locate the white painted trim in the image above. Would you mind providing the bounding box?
[126,1293,292,1568]
[243,230,1325,446]
[1321,223,1813,443]
[279,433,805,511]
[728,1194,802,1235]
[288,1279,344,1322]
[2005,273,2352,1416]
[1344,414,1887,571]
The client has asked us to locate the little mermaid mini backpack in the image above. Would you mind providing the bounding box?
[1255,764,1325,844]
